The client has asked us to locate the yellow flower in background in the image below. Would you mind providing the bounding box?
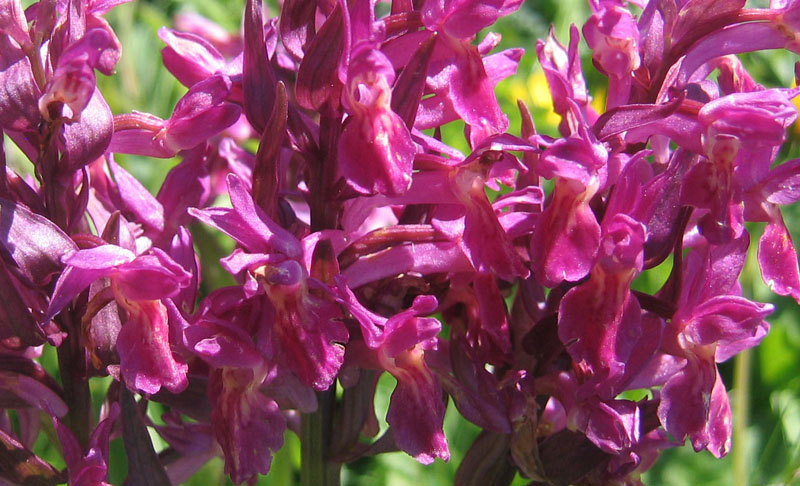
[527,69,561,128]
[792,84,800,137]
[590,86,606,115]
[506,68,607,133]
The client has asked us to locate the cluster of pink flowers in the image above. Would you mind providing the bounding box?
[1,0,799,484]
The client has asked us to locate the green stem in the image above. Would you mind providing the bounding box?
[733,348,752,486]
[56,312,92,448]
[301,389,341,486]
[302,95,343,484]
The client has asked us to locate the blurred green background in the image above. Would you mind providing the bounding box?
[8,0,800,484]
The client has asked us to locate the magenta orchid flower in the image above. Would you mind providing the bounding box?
[339,46,416,196]
[54,403,119,486]
[657,236,771,457]
[190,173,348,391]
[338,279,449,464]
[45,243,191,394]
[110,75,241,158]
[4,0,800,484]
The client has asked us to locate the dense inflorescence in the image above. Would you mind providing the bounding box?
[1,0,800,484]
